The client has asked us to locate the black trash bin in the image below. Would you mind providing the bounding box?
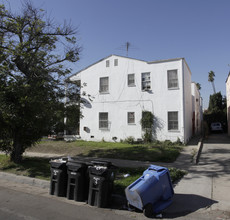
[88,160,115,208]
[50,158,68,197]
[66,158,90,202]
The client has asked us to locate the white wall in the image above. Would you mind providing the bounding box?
[72,55,192,143]
[191,82,202,135]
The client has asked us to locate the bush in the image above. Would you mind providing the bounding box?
[124,136,135,144]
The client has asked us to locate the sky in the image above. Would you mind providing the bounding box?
[2,0,230,109]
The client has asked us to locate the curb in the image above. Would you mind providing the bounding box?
[0,171,50,189]
[194,138,204,164]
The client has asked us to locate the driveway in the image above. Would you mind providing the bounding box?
[163,133,230,219]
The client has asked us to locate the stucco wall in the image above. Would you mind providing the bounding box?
[72,55,193,143]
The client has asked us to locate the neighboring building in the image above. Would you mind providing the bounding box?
[226,73,230,135]
[191,82,203,135]
[69,55,202,144]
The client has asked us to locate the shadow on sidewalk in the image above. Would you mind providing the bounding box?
[163,193,218,218]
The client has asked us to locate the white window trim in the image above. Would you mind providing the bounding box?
[99,112,110,130]
[141,72,151,91]
[99,77,109,94]
[168,69,179,90]
[128,73,136,87]
[168,111,179,131]
[127,112,135,124]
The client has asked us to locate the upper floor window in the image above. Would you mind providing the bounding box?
[114,59,118,66]
[127,112,135,124]
[142,72,151,91]
[99,112,109,129]
[168,111,178,130]
[99,77,109,93]
[168,70,178,89]
[128,74,135,87]
[106,60,110,67]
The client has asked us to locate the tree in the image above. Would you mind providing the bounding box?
[140,111,154,143]
[208,70,216,94]
[204,92,227,132]
[0,2,81,163]
[196,83,201,91]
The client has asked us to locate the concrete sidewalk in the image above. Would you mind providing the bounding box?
[163,134,230,219]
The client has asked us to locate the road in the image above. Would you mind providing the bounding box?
[0,178,139,220]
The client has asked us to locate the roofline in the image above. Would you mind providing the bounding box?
[66,55,191,81]
[147,57,184,64]
[66,54,147,81]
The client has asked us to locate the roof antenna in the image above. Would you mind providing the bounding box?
[116,41,138,57]
[126,42,130,57]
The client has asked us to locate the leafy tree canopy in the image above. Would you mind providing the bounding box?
[0,2,81,163]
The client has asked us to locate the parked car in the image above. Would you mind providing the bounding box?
[210,122,223,132]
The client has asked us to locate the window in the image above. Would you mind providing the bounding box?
[114,59,118,66]
[106,60,110,67]
[142,72,151,91]
[99,112,108,129]
[128,74,135,86]
[99,77,109,93]
[168,111,178,130]
[127,112,135,124]
[168,70,178,89]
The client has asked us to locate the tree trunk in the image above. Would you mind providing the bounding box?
[10,135,23,163]
[212,82,216,94]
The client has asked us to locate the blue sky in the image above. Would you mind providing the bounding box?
[2,0,230,108]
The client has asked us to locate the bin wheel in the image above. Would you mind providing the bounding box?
[143,203,154,218]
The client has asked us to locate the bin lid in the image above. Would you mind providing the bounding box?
[50,158,67,168]
[67,161,87,171]
[91,160,112,167]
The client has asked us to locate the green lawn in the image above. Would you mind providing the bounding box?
[0,155,187,196]
[28,139,183,163]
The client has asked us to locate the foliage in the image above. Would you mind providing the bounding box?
[204,92,227,132]
[208,70,216,94]
[140,111,154,143]
[124,136,135,144]
[0,2,81,163]
[114,167,187,196]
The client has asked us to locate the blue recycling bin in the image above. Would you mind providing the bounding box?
[125,165,174,217]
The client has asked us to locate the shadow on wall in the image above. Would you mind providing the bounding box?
[152,116,165,139]
[163,193,218,218]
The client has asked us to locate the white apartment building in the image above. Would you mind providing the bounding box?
[69,55,202,143]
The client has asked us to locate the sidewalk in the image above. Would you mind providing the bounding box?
[163,134,230,219]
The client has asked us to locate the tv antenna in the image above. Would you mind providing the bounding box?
[117,42,138,57]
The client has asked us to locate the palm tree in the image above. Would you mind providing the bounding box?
[208,70,216,94]
[196,83,201,91]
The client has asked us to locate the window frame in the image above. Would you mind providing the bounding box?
[167,69,179,89]
[127,73,135,87]
[106,60,110,67]
[127,112,135,124]
[99,112,109,130]
[114,59,118,66]
[168,111,179,131]
[141,72,151,91]
[99,77,109,93]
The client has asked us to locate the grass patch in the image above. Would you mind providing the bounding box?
[29,139,183,163]
[114,167,187,196]
[0,155,50,180]
[0,155,187,196]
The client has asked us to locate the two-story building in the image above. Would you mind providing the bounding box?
[69,55,202,144]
